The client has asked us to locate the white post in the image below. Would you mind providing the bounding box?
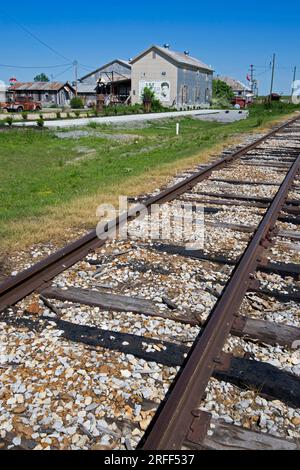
[176,122,180,135]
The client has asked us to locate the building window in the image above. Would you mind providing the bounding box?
[152,51,156,59]
[133,90,136,96]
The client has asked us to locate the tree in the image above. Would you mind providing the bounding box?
[34,73,50,82]
[212,79,234,101]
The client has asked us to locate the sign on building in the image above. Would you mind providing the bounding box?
[139,80,170,102]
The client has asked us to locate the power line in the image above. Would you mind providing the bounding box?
[78,63,98,71]
[0,63,72,69]
[51,64,74,79]
[0,8,71,62]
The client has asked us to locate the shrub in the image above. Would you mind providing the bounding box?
[70,97,84,109]
[211,97,232,109]
[5,116,13,126]
[141,86,155,102]
[56,111,61,119]
[37,117,44,127]
[74,110,80,118]
[22,111,28,120]
[87,121,98,129]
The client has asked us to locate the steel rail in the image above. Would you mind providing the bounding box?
[0,115,299,312]
[141,153,300,450]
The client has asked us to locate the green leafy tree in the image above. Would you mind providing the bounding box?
[212,79,234,101]
[34,73,50,82]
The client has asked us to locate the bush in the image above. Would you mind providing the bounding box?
[74,110,80,118]
[211,97,232,109]
[70,97,84,109]
[37,117,44,127]
[141,86,155,102]
[5,116,13,126]
[56,111,61,119]
[22,111,28,120]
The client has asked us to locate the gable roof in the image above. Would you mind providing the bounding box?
[9,81,74,92]
[79,59,131,82]
[131,45,213,72]
[218,76,251,92]
[76,83,97,94]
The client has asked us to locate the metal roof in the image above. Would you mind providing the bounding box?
[9,81,73,92]
[76,83,97,94]
[218,76,251,92]
[131,45,213,71]
[79,59,131,82]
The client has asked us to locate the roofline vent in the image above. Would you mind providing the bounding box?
[163,43,170,49]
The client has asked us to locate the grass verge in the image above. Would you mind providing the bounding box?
[0,103,299,256]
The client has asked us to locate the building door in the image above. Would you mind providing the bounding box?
[181,85,188,105]
[205,88,210,103]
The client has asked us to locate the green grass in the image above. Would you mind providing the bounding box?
[0,102,299,250]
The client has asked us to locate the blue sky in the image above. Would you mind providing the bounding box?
[0,1,299,94]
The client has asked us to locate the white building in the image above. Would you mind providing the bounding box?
[0,81,7,102]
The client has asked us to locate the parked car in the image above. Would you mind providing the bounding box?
[0,96,42,112]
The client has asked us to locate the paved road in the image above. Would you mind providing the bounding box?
[15,109,221,129]
[194,109,248,123]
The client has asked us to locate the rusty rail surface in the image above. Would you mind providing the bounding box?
[0,115,299,313]
[141,153,300,450]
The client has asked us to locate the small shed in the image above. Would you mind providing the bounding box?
[8,81,75,107]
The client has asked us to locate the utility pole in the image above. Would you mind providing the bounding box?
[73,60,78,96]
[250,64,255,93]
[269,53,276,102]
[291,66,297,102]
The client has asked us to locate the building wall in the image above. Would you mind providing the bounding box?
[177,68,213,108]
[12,89,74,106]
[80,62,131,85]
[131,51,178,106]
[0,81,6,102]
[131,50,213,108]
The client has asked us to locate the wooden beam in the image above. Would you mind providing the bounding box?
[149,243,300,277]
[232,315,300,348]
[184,413,298,450]
[42,286,158,316]
[188,190,300,206]
[2,313,300,407]
[41,286,195,325]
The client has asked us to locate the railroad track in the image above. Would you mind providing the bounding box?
[0,116,300,450]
